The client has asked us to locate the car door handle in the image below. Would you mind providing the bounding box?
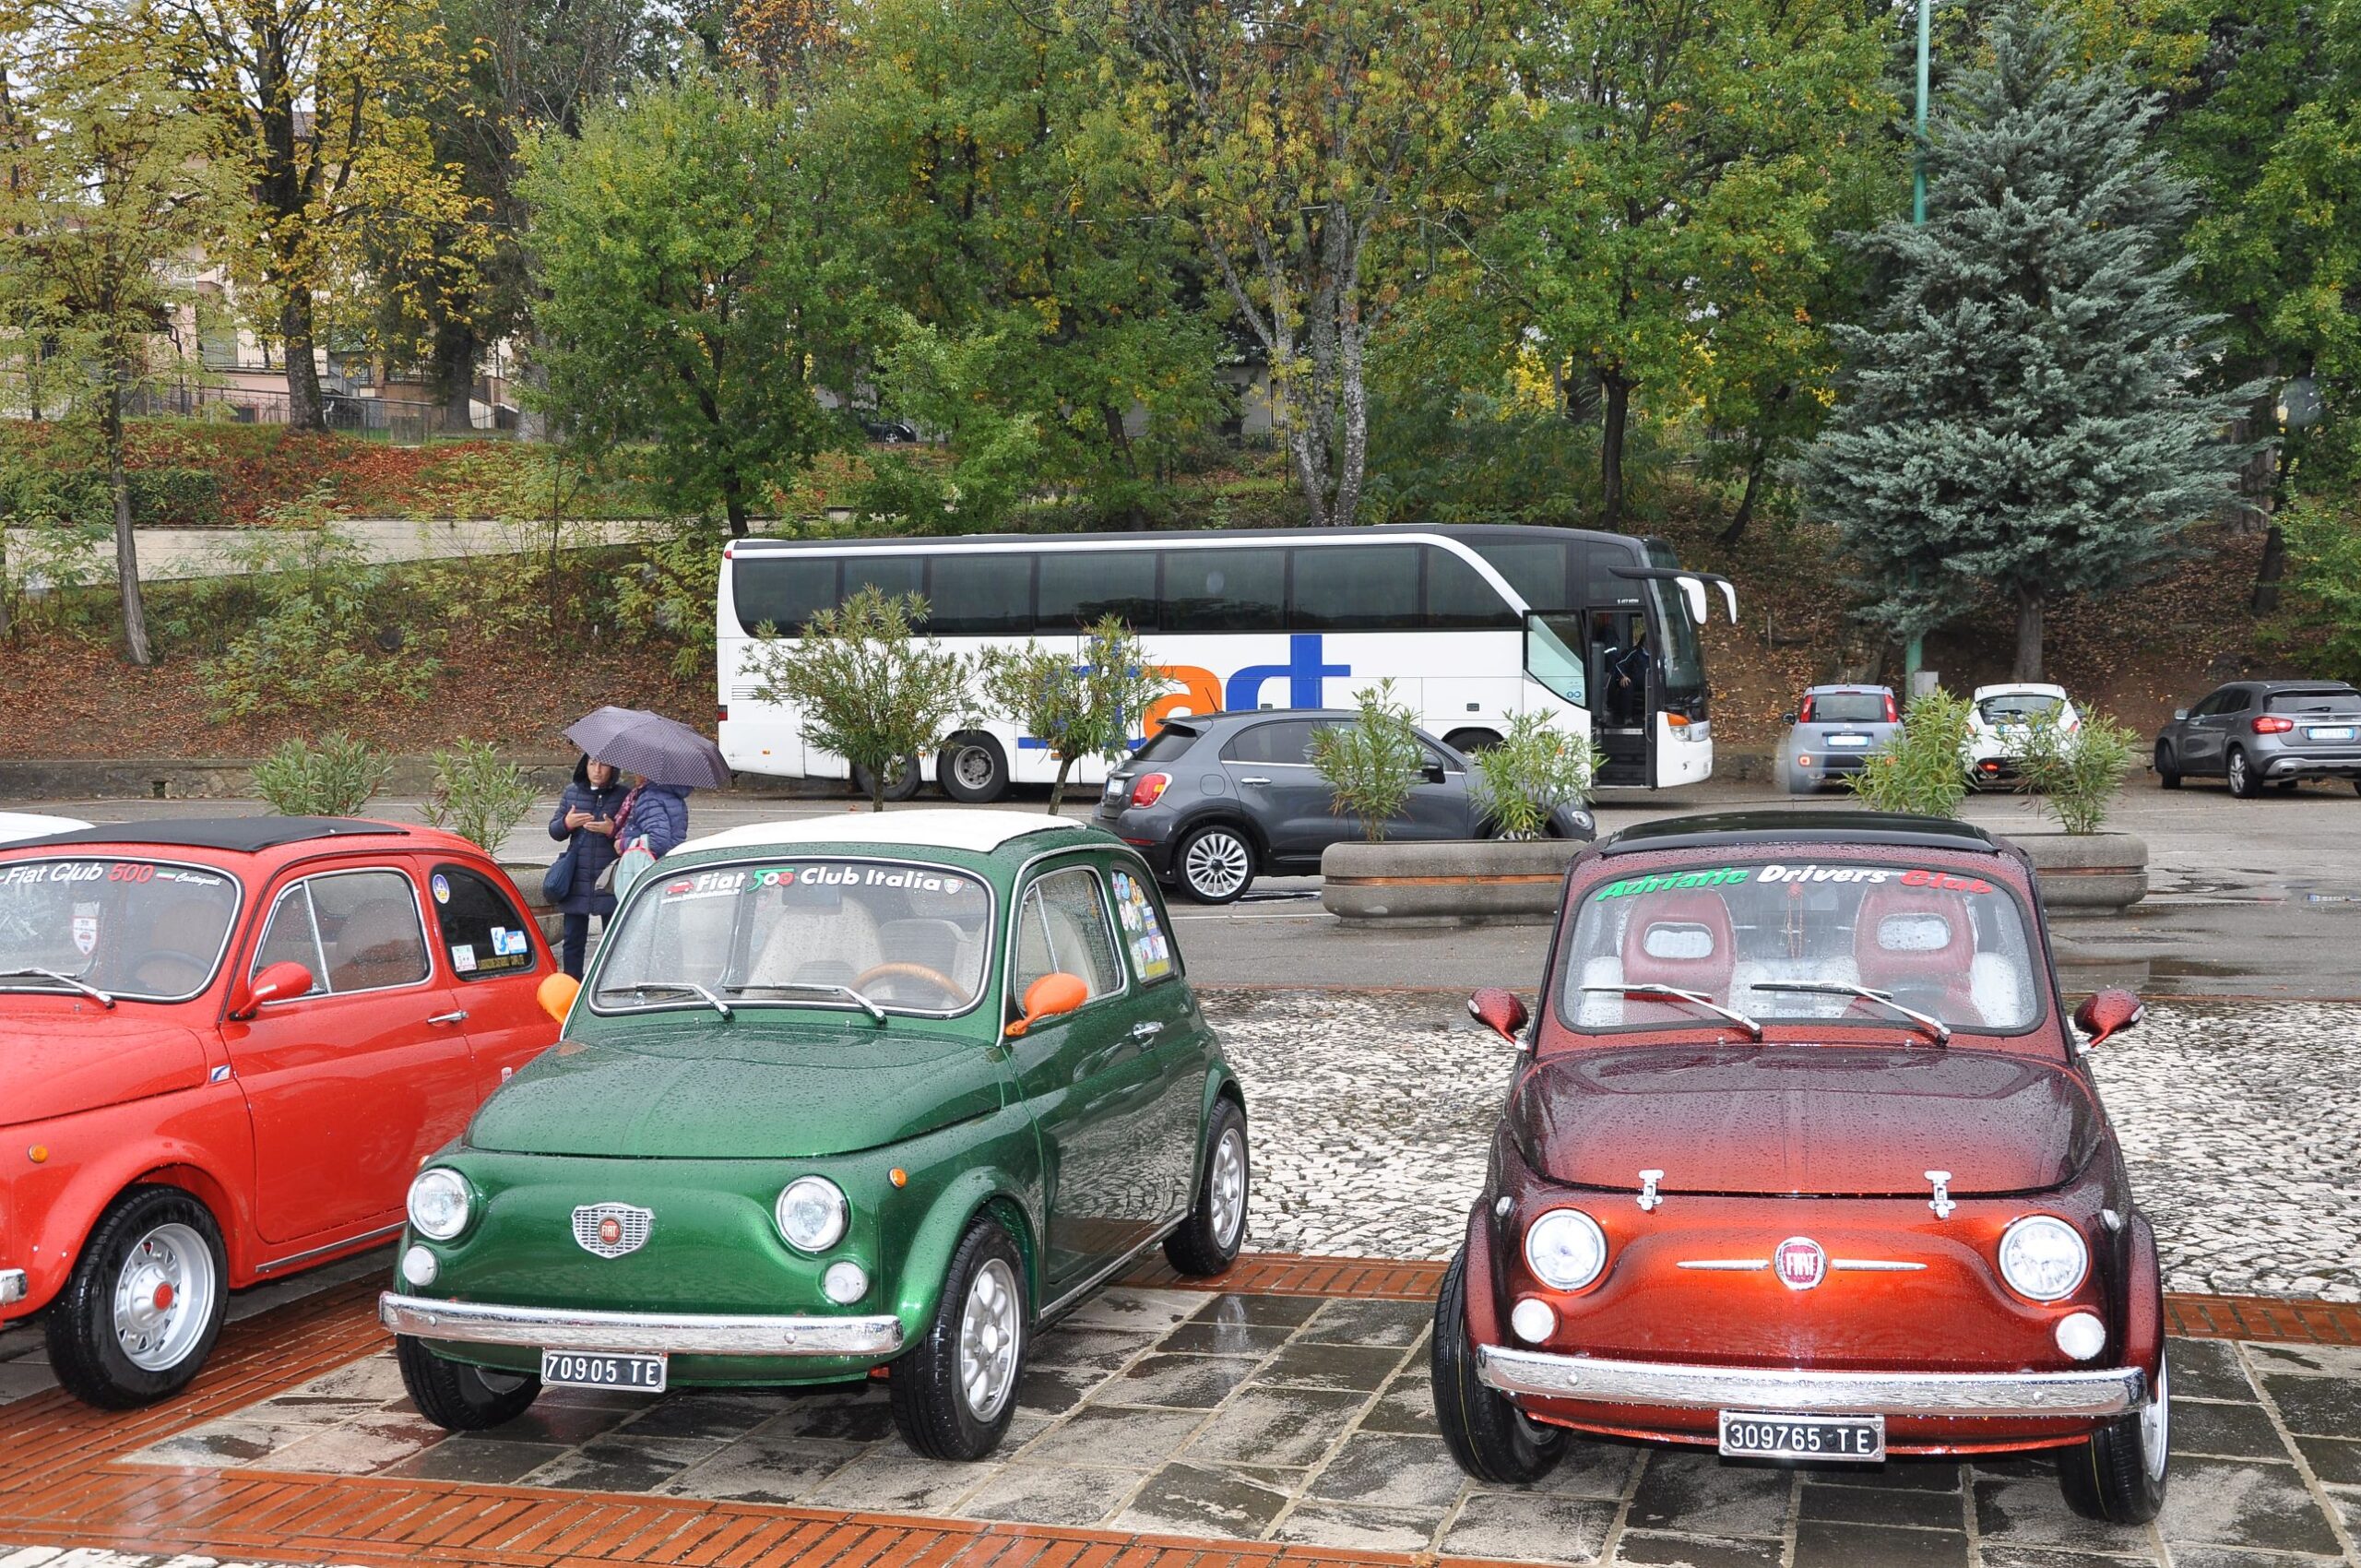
[1237,776,1270,786]
[428,1010,469,1026]
[1132,1021,1165,1040]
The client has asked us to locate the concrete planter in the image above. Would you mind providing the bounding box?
[501,861,567,943]
[2000,830,2148,912]
[1320,837,1582,926]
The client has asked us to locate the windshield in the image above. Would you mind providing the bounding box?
[2266,688,2361,714]
[1807,693,1890,724]
[1642,543,1706,703]
[593,858,994,1016]
[0,857,241,1002]
[1554,859,2040,1037]
[1978,693,2063,724]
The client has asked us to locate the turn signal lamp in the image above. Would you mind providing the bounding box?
[1131,772,1172,807]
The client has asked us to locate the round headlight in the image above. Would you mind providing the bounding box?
[776,1176,848,1253]
[408,1168,471,1241]
[1524,1208,1608,1292]
[1999,1215,2089,1301]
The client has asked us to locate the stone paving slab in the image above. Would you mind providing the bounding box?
[114,1289,2361,1566]
[1209,992,2361,1301]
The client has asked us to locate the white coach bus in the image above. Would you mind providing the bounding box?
[716,524,1737,801]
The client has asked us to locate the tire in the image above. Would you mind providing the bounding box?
[1431,1247,1563,1484]
[1443,728,1502,754]
[1176,823,1255,904]
[853,756,924,802]
[1165,1098,1250,1277]
[46,1186,228,1408]
[2226,746,2261,799]
[2154,742,2180,789]
[891,1215,1027,1460]
[2060,1357,2168,1524]
[937,733,1010,804]
[396,1334,542,1431]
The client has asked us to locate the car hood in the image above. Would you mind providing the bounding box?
[466,1016,1008,1159]
[1513,1044,2099,1196]
[1,1005,210,1126]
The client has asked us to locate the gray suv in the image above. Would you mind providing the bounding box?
[2153,680,2361,797]
[1092,709,1596,903]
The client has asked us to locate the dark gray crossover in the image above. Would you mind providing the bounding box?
[1092,709,1596,903]
[2153,680,2361,797]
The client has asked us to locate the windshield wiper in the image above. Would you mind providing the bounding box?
[0,968,114,1008]
[1582,983,1762,1039]
[599,980,732,1020]
[726,981,886,1025]
[1749,981,1952,1045]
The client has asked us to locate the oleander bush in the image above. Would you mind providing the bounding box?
[1311,679,1425,842]
[251,731,393,815]
[423,740,539,850]
[1847,688,1974,818]
[2009,707,2137,834]
[1467,711,1599,838]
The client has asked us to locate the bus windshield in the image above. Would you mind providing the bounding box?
[1643,543,1706,703]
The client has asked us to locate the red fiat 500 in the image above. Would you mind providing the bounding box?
[1434,812,2168,1524]
[0,816,558,1408]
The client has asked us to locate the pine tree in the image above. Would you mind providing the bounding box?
[1800,2,2258,680]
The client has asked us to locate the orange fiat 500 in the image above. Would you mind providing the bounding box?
[0,816,558,1407]
[1434,812,2168,1524]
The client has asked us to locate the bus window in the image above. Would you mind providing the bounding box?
[845,554,927,603]
[1039,550,1157,632]
[733,555,837,636]
[1466,538,1572,613]
[1166,548,1285,633]
[1291,545,1419,631]
[1424,546,1519,629]
[1581,542,1645,605]
[928,552,1035,635]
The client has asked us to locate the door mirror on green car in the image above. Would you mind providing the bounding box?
[1006,972,1089,1038]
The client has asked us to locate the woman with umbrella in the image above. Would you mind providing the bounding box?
[562,707,731,900]
[547,755,626,978]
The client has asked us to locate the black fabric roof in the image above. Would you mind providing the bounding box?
[1597,811,1999,857]
[7,817,410,854]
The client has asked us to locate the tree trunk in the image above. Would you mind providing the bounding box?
[2012,583,2045,681]
[1716,434,1774,548]
[105,377,152,666]
[434,319,479,434]
[1050,755,1073,815]
[1599,370,1631,530]
[719,470,750,538]
[2251,522,2286,614]
[281,286,326,432]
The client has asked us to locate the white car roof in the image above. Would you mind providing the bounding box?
[1971,683,2070,700]
[0,811,94,846]
[674,809,1095,859]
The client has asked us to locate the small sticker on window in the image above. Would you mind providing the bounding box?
[450,943,476,972]
[432,873,451,904]
[490,925,529,957]
[1111,868,1173,979]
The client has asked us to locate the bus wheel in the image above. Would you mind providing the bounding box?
[1444,728,1503,754]
[853,757,924,802]
[939,733,1010,803]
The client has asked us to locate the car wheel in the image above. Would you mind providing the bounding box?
[1177,824,1255,904]
[891,1214,1026,1460]
[853,756,924,802]
[2225,746,2260,799]
[1432,1246,1564,1484]
[937,733,1010,803]
[2153,742,2180,789]
[2060,1357,2167,1524]
[1443,728,1502,754]
[396,1334,542,1431]
[45,1186,228,1409]
[1165,1099,1250,1277]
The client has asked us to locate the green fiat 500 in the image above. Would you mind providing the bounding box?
[379,811,1249,1460]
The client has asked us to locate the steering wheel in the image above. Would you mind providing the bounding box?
[852,961,967,1005]
[128,949,212,994]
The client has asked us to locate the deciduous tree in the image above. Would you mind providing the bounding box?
[980,617,1172,814]
[747,586,973,813]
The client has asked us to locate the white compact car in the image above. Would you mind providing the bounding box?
[0,811,92,846]
[1965,684,2079,788]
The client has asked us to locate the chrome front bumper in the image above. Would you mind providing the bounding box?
[1477,1345,2146,1420]
[380,1292,904,1357]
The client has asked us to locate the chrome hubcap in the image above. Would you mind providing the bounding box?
[956,1257,1020,1422]
[1184,832,1250,897]
[952,745,996,791]
[113,1222,213,1372]
[2141,1359,2169,1481]
[1209,1126,1247,1248]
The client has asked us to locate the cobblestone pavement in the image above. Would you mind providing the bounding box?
[105,1289,2361,1566]
[1207,992,2361,1301]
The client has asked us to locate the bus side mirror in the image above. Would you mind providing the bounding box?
[538,972,581,1025]
[1007,973,1088,1038]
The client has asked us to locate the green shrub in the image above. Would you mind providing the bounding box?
[2272,499,2361,685]
[0,464,223,528]
[612,517,727,679]
[1309,680,1425,842]
[2008,707,2136,835]
[251,732,392,815]
[1467,712,1599,838]
[423,740,539,851]
[196,513,439,720]
[1846,688,1975,818]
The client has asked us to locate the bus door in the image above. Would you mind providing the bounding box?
[1587,608,1654,788]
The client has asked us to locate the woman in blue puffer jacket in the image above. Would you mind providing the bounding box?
[548,755,627,978]
[611,775,692,873]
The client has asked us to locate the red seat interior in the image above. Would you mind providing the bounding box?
[1619,891,1737,1023]
[1852,884,1976,1018]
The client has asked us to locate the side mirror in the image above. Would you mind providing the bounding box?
[1467,987,1529,1047]
[1006,972,1089,1038]
[1422,762,1447,784]
[1782,712,1798,725]
[2173,709,2189,721]
[538,972,581,1025]
[2071,988,2143,1049]
[234,960,314,1018]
